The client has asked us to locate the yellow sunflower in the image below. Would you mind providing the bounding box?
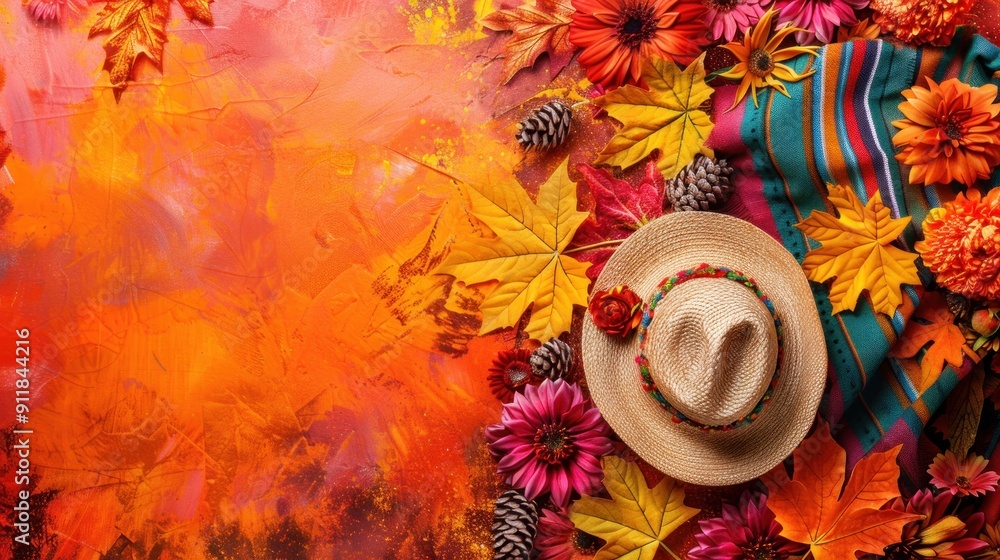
[719,9,819,110]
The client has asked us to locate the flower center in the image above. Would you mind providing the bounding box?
[505,361,532,389]
[740,537,780,560]
[533,424,575,464]
[616,3,658,50]
[945,120,964,140]
[956,475,972,489]
[707,0,742,10]
[749,49,775,77]
[572,529,601,555]
[939,109,971,140]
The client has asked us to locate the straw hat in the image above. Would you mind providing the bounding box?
[582,212,827,486]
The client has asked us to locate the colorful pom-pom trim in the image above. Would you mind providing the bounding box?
[636,263,784,433]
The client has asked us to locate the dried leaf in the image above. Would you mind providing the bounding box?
[568,161,665,280]
[480,0,575,84]
[795,185,920,316]
[89,0,170,100]
[948,363,985,457]
[436,159,591,342]
[593,54,715,179]
[89,0,215,100]
[177,0,213,24]
[569,456,699,560]
[764,422,919,560]
[890,291,968,390]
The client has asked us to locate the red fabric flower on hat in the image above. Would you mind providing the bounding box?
[488,349,537,403]
[589,285,643,337]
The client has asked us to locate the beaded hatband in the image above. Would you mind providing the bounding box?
[636,263,784,433]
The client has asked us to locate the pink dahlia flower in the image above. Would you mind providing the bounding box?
[877,489,987,559]
[929,451,1000,497]
[485,379,612,507]
[704,0,773,42]
[776,0,868,44]
[535,509,603,560]
[688,491,807,560]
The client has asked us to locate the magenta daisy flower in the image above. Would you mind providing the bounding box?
[485,379,613,507]
[704,0,773,42]
[929,451,1000,497]
[776,0,868,44]
[688,491,807,560]
[535,509,603,560]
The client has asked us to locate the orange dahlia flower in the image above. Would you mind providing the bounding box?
[892,78,1000,188]
[569,0,708,88]
[916,188,1000,303]
[870,0,976,46]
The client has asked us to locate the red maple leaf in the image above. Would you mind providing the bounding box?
[568,161,665,280]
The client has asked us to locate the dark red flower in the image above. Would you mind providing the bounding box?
[688,491,807,560]
[875,489,987,559]
[589,285,643,337]
[488,349,537,403]
[535,508,603,560]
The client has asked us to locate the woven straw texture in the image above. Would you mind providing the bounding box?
[582,212,827,485]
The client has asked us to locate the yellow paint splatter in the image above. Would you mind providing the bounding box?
[401,0,494,47]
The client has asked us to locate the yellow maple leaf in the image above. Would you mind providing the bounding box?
[569,456,699,560]
[436,159,591,341]
[796,185,920,316]
[480,0,575,85]
[594,54,715,179]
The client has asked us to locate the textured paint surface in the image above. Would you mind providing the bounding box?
[0,0,591,557]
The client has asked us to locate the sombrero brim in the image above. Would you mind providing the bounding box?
[582,212,827,486]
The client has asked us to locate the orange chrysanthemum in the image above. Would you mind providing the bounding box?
[892,78,1000,187]
[718,8,819,110]
[870,0,976,46]
[568,0,708,88]
[916,188,1000,303]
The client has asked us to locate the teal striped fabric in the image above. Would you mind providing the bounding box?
[710,31,1000,482]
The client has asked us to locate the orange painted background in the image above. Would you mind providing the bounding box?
[0,0,584,556]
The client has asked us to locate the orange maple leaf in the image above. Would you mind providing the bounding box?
[480,0,575,84]
[764,422,920,560]
[890,291,969,390]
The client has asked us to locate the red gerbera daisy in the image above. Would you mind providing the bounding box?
[569,0,709,88]
[488,349,537,403]
[928,451,1000,497]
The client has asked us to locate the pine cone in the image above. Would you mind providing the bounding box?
[493,490,538,560]
[530,338,573,380]
[946,291,971,323]
[666,155,735,212]
[516,100,572,151]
